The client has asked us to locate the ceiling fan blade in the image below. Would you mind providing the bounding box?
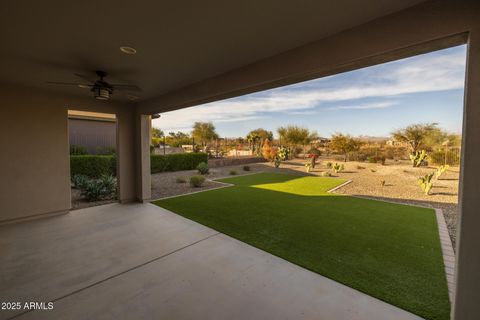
[74,73,96,83]
[111,84,142,92]
[46,81,88,86]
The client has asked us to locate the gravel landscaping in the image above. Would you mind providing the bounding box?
[150,158,460,247]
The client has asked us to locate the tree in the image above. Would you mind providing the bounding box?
[330,133,361,162]
[151,127,164,147]
[192,122,219,149]
[151,127,164,138]
[246,128,273,156]
[391,123,438,153]
[276,125,311,157]
[165,131,191,147]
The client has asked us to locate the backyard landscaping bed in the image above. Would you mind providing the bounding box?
[150,158,459,246]
[153,172,450,320]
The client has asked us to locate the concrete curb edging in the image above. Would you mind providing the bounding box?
[150,171,263,201]
[435,208,456,303]
[327,179,353,193]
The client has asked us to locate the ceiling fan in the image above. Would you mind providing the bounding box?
[46,70,141,101]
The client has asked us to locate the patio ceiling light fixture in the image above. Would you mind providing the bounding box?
[120,46,137,55]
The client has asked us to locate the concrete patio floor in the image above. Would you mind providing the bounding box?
[0,203,422,320]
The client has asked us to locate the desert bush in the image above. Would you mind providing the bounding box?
[196,162,209,175]
[332,163,344,173]
[326,162,333,169]
[151,153,208,173]
[71,174,90,190]
[70,155,116,178]
[321,171,332,177]
[176,177,187,183]
[229,170,237,175]
[243,165,250,171]
[370,168,377,173]
[367,156,377,163]
[190,175,205,187]
[430,150,461,166]
[261,139,276,162]
[418,172,435,195]
[305,163,312,172]
[380,180,386,187]
[80,174,117,201]
[357,165,366,170]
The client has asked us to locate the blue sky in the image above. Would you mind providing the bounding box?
[153,45,466,138]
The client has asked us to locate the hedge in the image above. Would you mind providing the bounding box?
[151,153,208,173]
[70,153,208,178]
[70,155,116,178]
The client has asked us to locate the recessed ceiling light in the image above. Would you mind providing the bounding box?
[120,46,137,55]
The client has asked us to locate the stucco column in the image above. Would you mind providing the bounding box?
[116,110,136,203]
[453,30,480,320]
[135,114,151,201]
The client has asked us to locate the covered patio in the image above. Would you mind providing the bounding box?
[0,203,421,320]
[1,1,480,319]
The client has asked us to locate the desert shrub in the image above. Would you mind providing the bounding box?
[370,168,377,173]
[243,165,250,171]
[307,148,321,156]
[261,139,276,162]
[70,155,116,178]
[176,177,187,183]
[70,145,88,155]
[332,163,344,173]
[367,156,377,163]
[151,153,208,173]
[357,165,366,170]
[71,174,90,190]
[80,174,117,201]
[229,170,237,175]
[380,180,386,187]
[326,162,333,169]
[348,151,368,162]
[190,175,206,187]
[305,163,312,172]
[321,171,332,177]
[418,172,434,195]
[196,162,209,175]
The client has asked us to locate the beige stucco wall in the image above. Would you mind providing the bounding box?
[0,86,71,221]
[0,85,146,222]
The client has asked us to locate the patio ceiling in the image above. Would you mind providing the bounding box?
[0,0,425,103]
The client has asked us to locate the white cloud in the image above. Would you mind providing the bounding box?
[154,47,466,132]
[326,102,397,111]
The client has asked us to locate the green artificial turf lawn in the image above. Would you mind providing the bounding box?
[153,173,450,320]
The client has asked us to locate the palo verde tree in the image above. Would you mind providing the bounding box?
[330,133,361,162]
[192,122,219,150]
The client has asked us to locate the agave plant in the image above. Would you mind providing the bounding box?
[418,172,435,195]
[332,163,344,173]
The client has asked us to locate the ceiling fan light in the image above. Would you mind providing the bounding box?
[120,46,137,55]
[93,87,110,100]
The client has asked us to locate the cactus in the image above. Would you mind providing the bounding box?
[409,150,427,167]
[418,172,435,195]
[435,165,449,179]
